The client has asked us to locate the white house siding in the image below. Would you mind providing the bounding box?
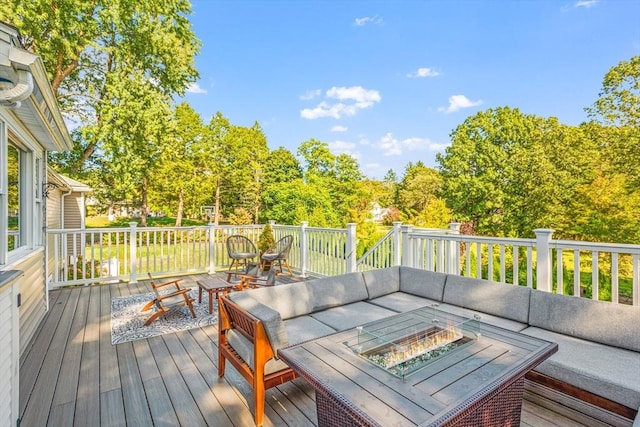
[64,193,84,256]
[11,249,46,356]
[0,272,20,427]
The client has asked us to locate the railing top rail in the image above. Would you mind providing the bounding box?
[552,240,640,254]
[409,232,536,246]
[304,227,347,233]
[47,225,212,234]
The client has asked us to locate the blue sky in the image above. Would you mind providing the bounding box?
[181,0,640,180]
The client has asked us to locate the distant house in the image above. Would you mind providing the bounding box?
[370,202,390,223]
[0,22,73,426]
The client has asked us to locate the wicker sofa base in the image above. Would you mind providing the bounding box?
[312,374,526,427]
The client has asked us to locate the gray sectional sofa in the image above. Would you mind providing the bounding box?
[218,266,640,426]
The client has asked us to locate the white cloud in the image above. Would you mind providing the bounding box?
[300,86,381,119]
[354,15,383,26]
[379,133,402,156]
[575,0,597,8]
[331,125,348,132]
[186,82,207,94]
[326,86,381,104]
[438,94,483,113]
[300,89,321,100]
[377,133,447,156]
[407,67,440,78]
[329,140,360,160]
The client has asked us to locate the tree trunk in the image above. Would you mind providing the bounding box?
[140,178,148,227]
[176,188,184,227]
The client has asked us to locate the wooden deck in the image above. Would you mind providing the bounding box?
[19,273,603,426]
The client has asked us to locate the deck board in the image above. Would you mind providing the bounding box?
[19,273,601,427]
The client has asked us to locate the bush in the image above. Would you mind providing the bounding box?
[258,223,275,254]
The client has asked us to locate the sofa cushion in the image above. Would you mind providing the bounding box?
[399,267,448,301]
[226,329,289,375]
[244,282,314,320]
[369,292,528,331]
[283,315,337,345]
[227,292,289,355]
[368,292,439,313]
[529,290,640,352]
[362,266,400,299]
[305,272,369,312]
[431,302,529,332]
[443,275,531,323]
[310,301,398,331]
[522,326,640,409]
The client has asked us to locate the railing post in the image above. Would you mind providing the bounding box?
[129,222,138,284]
[401,225,414,267]
[534,228,554,292]
[447,223,461,274]
[346,223,357,273]
[300,221,308,277]
[392,221,402,266]
[208,223,216,274]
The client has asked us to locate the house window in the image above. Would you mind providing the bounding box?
[7,144,20,251]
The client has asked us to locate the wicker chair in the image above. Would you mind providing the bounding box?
[261,235,293,275]
[225,235,258,281]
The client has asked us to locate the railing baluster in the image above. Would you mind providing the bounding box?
[573,250,580,297]
[556,248,563,295]
[592,251,599,301]
[512,246,519,286]
[526,247,533,288]
[611,253,618,304]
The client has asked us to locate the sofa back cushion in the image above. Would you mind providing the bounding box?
[443,275,531,323]
[529,290,640,352]
[305,272,368,312]
[245,282,313,320]
[399,267,448,302]
[362,266,400,299]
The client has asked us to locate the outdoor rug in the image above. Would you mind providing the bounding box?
[111,288,217,345]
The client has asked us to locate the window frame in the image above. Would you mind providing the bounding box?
[0,118,45,265]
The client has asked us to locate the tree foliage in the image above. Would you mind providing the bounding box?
[437,107,597,237]
[0,0,200,167]
[586,55,640,128]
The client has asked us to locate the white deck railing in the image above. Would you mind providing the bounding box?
[402,225,639,306]
[47,222,355,288]
[46,222,639,305]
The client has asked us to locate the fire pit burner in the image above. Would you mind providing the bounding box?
[346,307,480,379]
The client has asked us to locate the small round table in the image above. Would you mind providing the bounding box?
[196,277,234,314]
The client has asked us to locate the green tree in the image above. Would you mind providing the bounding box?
[97,71,173,226]
[261,179,338,226]
[148,102,204,225]
[437,107,595,237]
[586,57,640,189]
[0,0,200,169]
[586,56,640,128]
[262,147,303,188]
[397,162,443,217]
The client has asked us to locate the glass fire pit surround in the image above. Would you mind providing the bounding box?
[346,305,481,379]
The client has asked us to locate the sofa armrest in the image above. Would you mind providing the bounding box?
[224,292,290,357]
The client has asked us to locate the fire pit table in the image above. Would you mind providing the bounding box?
[278,306,557,427]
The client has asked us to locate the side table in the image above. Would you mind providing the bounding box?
[196,277,234,314]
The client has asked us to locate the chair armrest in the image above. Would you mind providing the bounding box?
[155,278,183,290]
[156,288,190,301]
